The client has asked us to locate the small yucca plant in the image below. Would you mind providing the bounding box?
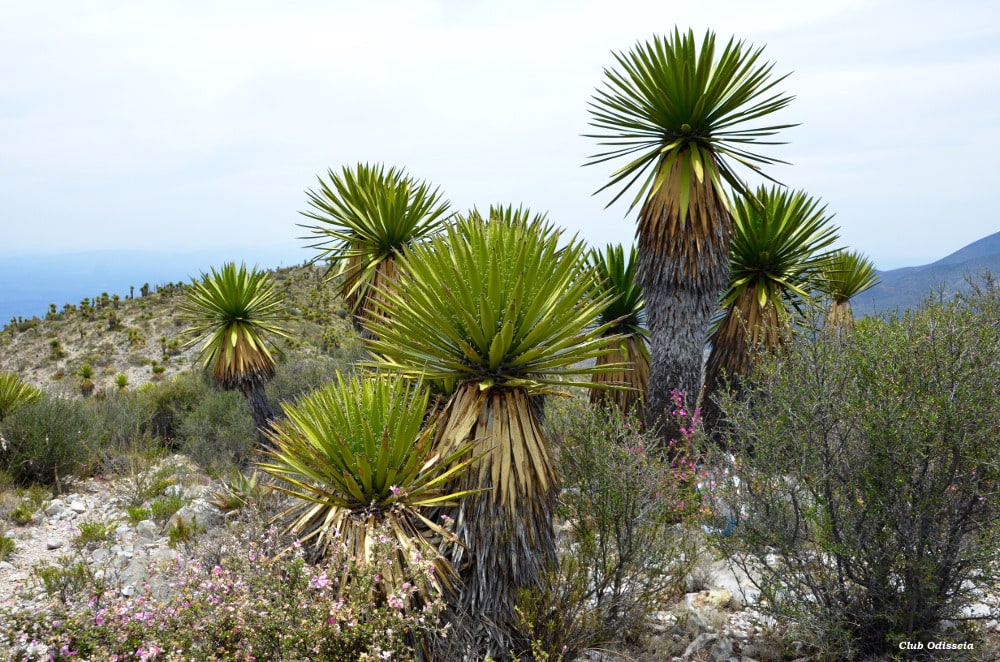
[300,162,452,337]
[181,262,289,436]
[706,186,839,377]
[819,249,879,331]
[703,186,838,432]
[259,371,476,603]
[0,373,41,422]
[587,244,650,415]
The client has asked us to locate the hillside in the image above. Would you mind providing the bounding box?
[0,264,357,395]
[853,231,1000,316]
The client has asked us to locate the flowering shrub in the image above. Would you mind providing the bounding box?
[2,515,448,661]
[541,392,709,646]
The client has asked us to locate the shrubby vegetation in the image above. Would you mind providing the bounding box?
[539,395,709,653]
[4,513,449,661]
[0,350,353,492]
[710,280,1000,659]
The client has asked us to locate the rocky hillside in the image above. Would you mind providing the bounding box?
[0,264,355,396]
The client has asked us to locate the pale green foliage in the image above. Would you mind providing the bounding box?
[261,370,475,600]
[0,372,41,421]
[366,206,624,395]
[299,162,452,325]
[712,282,1000,657]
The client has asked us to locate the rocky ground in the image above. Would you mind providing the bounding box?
[6,456,1000,661]
[0,455,792,662]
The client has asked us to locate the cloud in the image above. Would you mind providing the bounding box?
[1,0,998,270]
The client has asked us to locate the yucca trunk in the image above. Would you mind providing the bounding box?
[435,383,557,656]
[240,381,277,447]
[590,337,649,416]
[342,249,366,332]
[701,289,786,433]
[638,166,731,438]
[346,252,401,340]
[826,299,855,332]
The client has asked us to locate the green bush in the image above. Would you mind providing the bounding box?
[178,388,257,470]
[266,350,356,406]
[89,392,158,460]
[73,521,116,549]
[711,284,1000,659]
[0,395,97,489]
[544,396,706,643]
[149,494,184,523]
[138,371,212,443]
[0,534,14,561]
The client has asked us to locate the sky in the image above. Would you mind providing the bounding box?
[2,0,998,271]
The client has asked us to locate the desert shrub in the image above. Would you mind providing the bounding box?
[266,350,356,406]
[544,395,707,643]
[88,392,158,459]
[0,534,14,561]
[177,388,257,470]
[138,370,212,442]
[0,395,98,490]
[508,557,608,662]
[710,287,1000,659]
[2,515,448,661]
[73,521,116,549]
[149,494,185,523]
[32,554,100,604]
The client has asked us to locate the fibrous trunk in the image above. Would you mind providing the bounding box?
[590,336,649,417]
[637,161,731,441]
[241,380,277,448]
[435,383,557,659]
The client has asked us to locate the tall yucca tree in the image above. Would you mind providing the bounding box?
[181,263,290,439]
[299,162,452,337]
[366,207,623,657]
[819,249,880,331]
[587,244,650,415]
[0,372,41,422]
[702,186,839,432]
[587,28,794,436]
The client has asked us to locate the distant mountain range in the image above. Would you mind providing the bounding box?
[852,231,1000,317]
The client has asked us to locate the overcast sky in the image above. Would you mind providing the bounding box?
[2,0,998,270]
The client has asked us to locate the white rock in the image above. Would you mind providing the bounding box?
[961,602,992,619]
[0,561,14,571]
[44,499,69,518]
[150,547,178,563]
[683,632,718,658]
[168,500,224,530]
[45,537,64,550]
[136,519,161,541]
[705,559,760,608]
[69,500,87,514]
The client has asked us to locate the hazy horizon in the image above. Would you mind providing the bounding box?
[0,247,307,324]
[1,231,993,326]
